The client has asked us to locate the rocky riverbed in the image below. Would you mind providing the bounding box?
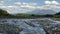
[0,18,60,34]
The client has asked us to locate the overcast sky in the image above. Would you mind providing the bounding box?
[0,0,60,14]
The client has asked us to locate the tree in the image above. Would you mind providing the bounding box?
[44,14,53,17]
[55,12,60,15]
[53,12,60,18]
[0,9,9,16]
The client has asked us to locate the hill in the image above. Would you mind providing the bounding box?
[26,9,56,15]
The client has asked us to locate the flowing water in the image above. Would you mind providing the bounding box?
[0,18,60,34]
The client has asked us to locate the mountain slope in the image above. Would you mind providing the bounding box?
[26,9,56,15]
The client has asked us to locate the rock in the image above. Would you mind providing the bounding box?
[0,23,20,34]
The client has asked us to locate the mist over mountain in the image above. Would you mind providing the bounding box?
[26,9,57,15]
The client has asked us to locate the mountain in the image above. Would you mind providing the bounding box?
[26,9,57,15]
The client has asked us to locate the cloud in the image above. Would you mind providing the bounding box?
[0,3,3,5]
[1,0,12,1]
[0,6,6,8]
[14,2,37,6]
[51,1,59,5]
[43,1,60,11]
[22,2,27,5]
[0,1,60,14]
[7,6,18,9]
[15,2,21,5]
[26,2,37,6]
[14,2,37,9]
[45,1,51,5]
[20,5,36,9]
[0,5,35,14]
[0,4,60,14]
[0,1,5,6]
[45,1,59,5]
[0,1,4,3]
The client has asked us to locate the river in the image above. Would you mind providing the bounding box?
[0,18,60,34]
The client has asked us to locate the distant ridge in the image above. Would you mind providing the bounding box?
[26,9,57,15]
